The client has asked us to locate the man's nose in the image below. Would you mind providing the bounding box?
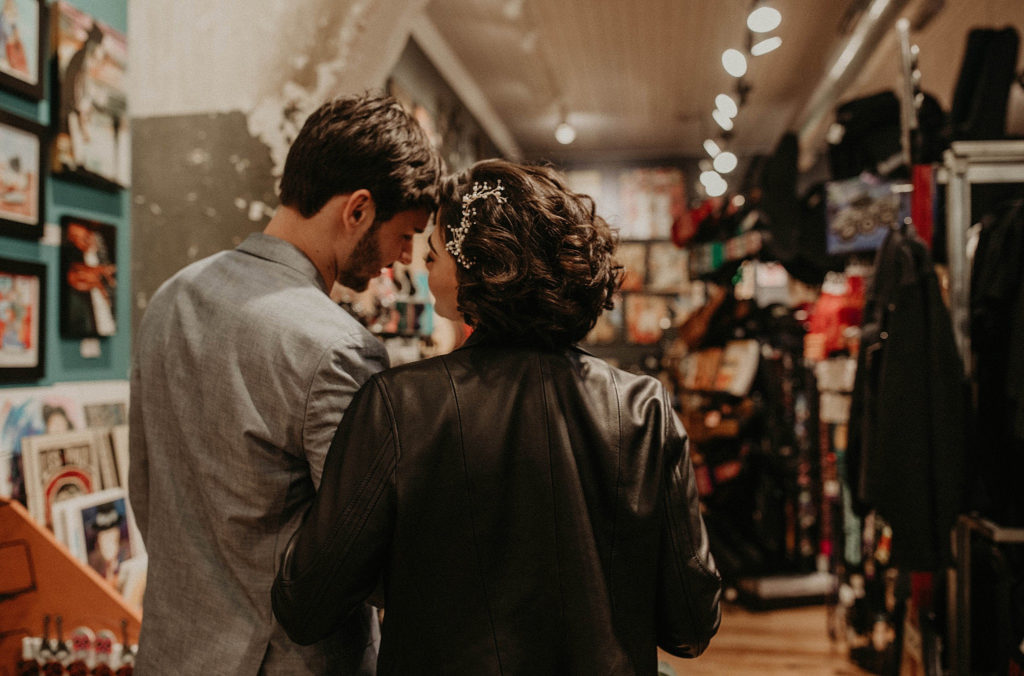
[398,241,414,265]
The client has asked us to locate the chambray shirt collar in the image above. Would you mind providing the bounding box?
[236,232,328,293]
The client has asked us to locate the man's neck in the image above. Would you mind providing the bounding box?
[264,208,335,290]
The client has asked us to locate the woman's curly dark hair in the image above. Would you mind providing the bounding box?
[437,159,622,348]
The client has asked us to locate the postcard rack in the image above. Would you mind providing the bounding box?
[0,498,141,668]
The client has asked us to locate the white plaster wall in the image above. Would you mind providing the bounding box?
[129,0,429,171]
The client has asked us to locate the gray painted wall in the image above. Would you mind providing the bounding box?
[128,0,428,335]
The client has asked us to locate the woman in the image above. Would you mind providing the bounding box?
[272,159,721,674]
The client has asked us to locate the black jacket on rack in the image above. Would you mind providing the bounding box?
[970,198,1024,526]
[272,332,722,675]
[848,227,967,570]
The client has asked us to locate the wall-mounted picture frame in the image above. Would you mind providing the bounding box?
[60,215,116,338]
[0,110,44,239]
[624,294,671,345]
[51,1,129,191]
[646,242,690,294]
[0,0,46,101]
[0,256,45,383]
[617,242,647,292]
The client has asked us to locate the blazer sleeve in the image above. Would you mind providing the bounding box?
[273,375,396,646]
[302,336,389,490]
[127,361,150,544]
[655,392,722,658]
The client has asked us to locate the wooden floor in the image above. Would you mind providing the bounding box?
[657,603,874,675]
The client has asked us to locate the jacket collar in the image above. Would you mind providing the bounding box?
[236,233,328,293]
[457,328,593,357]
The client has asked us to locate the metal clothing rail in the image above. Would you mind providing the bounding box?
[940,140,1024,371]
[951,514,1024,676]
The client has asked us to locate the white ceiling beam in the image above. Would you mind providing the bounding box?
[409,11,523,160]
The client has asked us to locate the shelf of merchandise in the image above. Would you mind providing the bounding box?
[0,498,141,667]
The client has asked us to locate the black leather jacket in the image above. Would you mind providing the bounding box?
[272,333,721,674]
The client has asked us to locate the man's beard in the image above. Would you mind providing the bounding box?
[337,219,384,292]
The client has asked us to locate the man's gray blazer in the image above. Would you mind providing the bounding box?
[129,233,387,674]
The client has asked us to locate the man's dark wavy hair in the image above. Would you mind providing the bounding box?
[437,159,622,348]
[279,92,443,222]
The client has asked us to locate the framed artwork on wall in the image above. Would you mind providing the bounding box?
[60,215,117,338]
[0,0,46,101]
[0,110,44,239]
[51,1,129,190]
[0,256,45,383]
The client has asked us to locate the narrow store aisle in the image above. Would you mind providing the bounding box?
[658,603,872,675]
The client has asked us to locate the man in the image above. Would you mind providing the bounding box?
[129,93,442,675]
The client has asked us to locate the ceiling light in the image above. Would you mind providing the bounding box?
[521,30,538,52]
[706,177,728,197]
[713,151,738,174]
[555,121,576,145]
[502,0,524,20]
[732,195,746,208]
[712,108,734,131]
[751,36,783,56]
[747,5,782,33]
[722,49,748,77]
[715,93,738,118]
[703,138,722,157]
[699,170,723,188]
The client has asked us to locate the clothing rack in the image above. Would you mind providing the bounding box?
[939,140,1024,675]
[951,515,1024,676]
[940,140,1024,371]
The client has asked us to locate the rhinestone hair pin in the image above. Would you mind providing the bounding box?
[445,179,507,268]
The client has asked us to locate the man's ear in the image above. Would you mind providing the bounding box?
[342,189,377,232]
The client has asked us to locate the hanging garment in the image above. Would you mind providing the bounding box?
[950,27,1021,141]
[848,227,967,570]
[969,199,1024,526]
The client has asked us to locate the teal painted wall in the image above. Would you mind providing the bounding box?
[0,0,130,387]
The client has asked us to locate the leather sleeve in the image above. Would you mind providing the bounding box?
[655,391,722,658]
[272,376,396,645]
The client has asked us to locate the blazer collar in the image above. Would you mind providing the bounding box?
[236,233,328,293]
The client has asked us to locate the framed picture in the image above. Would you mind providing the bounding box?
[60,215,117,338]
[646,242,690,294]
[0,256,45,383]
[583,294,623,345]
[51,1,129,190]
[624,294,671,345]
[20,428,105,530]
[0,110,44,239]
[51,487,138,580]
[617,242,647,292]
[0,0,46,100]
[1,388,85,502]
